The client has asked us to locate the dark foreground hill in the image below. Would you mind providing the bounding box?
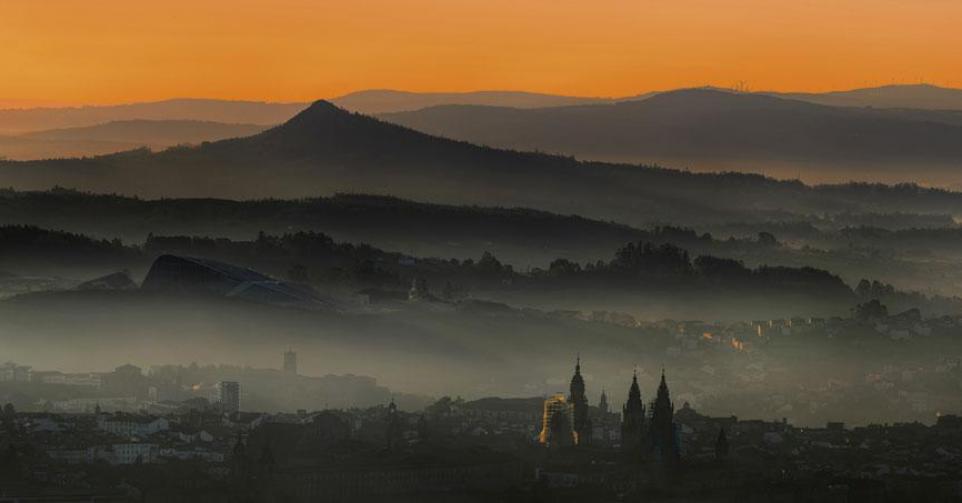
[0,189,648,266]
[382,89,962,185]
[5,99,962,228]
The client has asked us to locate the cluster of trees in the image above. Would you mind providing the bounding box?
[0,225,139,271]
[6,219,960,314]
[839,226,962,254]
[854,299,889,321]
[531,241,852,297]
[8,189,962,307]
[0,225,126,256]
[140,230,864,304]
[855,279,962,316]
[0,222,867,305]
[0,188,652,266]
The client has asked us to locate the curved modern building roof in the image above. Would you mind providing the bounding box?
[141,254,336,310]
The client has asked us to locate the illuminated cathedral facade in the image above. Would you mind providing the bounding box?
[569,357,592,445]
[538,358,680,465]
[539,357,593,448]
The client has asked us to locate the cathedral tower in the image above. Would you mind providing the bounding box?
[621,370,646,458]
[569,356,591,446]
[649,370,679,465]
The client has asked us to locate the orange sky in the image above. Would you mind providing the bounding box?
[2,0,960,106]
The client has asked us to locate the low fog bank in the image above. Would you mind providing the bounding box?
[2,290,962,428]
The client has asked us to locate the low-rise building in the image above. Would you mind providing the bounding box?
[97,413,169,437]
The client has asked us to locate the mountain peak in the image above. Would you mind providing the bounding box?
[237,98,447,160]
[284,100,347,122]
[259,100,360,139]
[638,87,796,110]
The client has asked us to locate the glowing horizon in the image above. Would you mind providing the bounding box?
[3,0,960,106]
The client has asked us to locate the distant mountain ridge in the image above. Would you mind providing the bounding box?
[4,98,962,229]
[382,88,962,159]
[4,84,962,137]
[381,88,962,185]
[23,120,267,144]
[0,92,621,134]
[332,84,962,114]
[772,84,962,111]
[329,89,617,114]
[0,85,962,165]
[0,120,268,160]
[0,98,308,134]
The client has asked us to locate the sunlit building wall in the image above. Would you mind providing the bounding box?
[538,393,575,447]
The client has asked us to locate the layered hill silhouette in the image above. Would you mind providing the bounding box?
[0,120,268,160]
[337,84,962,114]
[330,89,616,114]
[5,86,962,169]
[0,92,610,134]
[381,88,962,184]
[4,99,962,228]
[0,189,649,266]
[774,84,962,111]
[24,120,266,144]
[0,98,307,134]
[338,85,962,115]
[5,84,960,135]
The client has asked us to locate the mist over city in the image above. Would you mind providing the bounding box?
[3,1,962,501]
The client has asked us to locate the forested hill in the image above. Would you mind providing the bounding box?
[0,189,648,266]
[381,88,962,184]
[3,100,962,228]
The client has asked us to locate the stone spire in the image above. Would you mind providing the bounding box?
[570,356,585,398]
[621,369,646,458]
[649,369,678,465]
[569,356,590,446]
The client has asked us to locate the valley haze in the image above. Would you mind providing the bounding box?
[4,4,962,495]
